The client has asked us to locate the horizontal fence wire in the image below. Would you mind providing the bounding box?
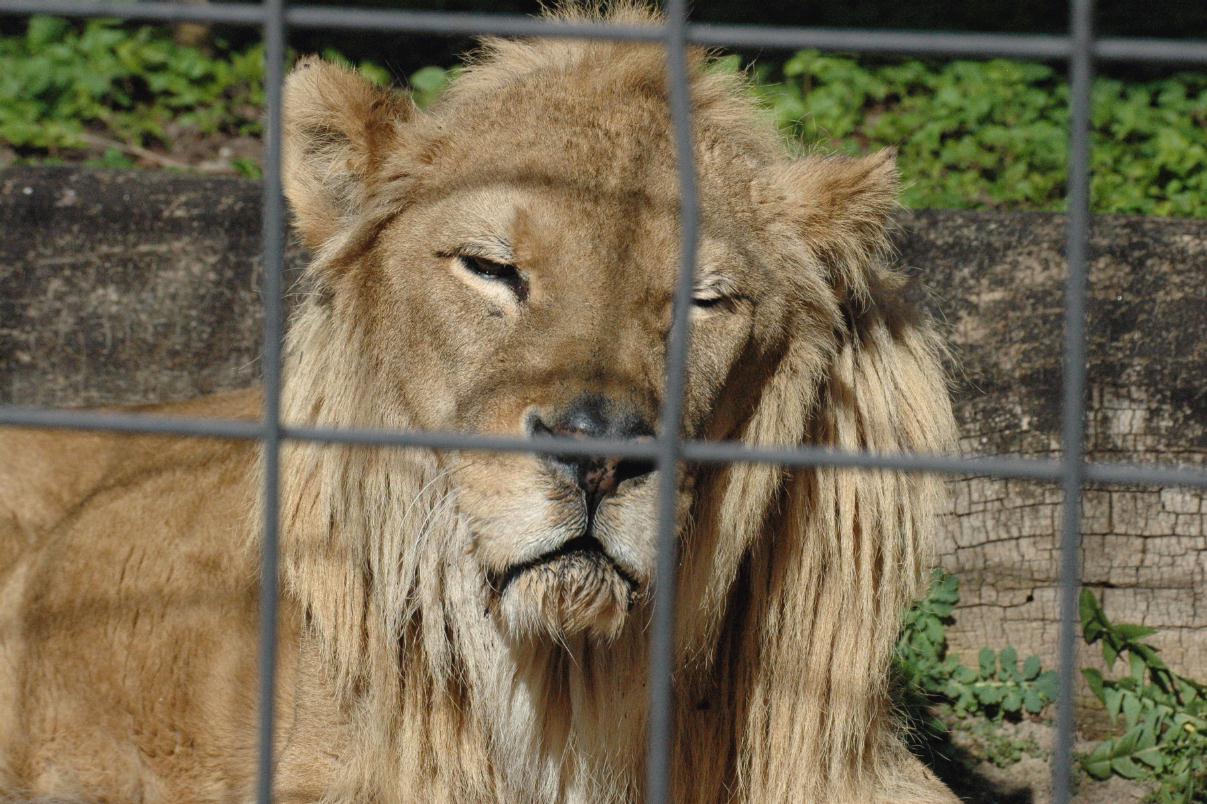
[1,0,1204,801]
[2,406,1205,488]
[1,1,1207,63]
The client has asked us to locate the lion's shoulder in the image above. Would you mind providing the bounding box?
[0,388,262,569]
[0,388,268,797]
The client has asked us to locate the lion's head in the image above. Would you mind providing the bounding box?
[274,5,955,800]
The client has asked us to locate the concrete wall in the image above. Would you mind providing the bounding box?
[3,167,1204,682]
[898,211,1206,683]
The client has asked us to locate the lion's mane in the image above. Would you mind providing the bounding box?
[270,5,957,802]
[0,4,956,802]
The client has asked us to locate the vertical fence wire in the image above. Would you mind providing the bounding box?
[646,1,698,800]
[1052,0,1095,800]
[256,0,286,800]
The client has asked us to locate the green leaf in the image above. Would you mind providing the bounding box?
[26,15,71,51]
[1133,746,1164,771]
[357,62,392,89]
[1122,693,1143,727]
[1080,588,1103,627]
[1034,671,1059,701]
[1136,712,1158,750]
[1130,652,1147,682]
[1106,687,1124,722]
[978,647,996,679]
[231,157,261,179]
[953,665,977,684]
[925,616,944,645]
[1082,668,1106,701]
[1083,742,1114,780]
[95,147,133,169]
[1023,655,1042,681]
[1116,623,1159,641]
[999,646,1019,681]
[1110,756,1147,780]
[409,66,450,96]
[1114,724,1143,757]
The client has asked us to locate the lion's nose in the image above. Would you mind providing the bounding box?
[528,395,656,506]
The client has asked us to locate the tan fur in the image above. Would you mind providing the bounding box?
[0,4,958,801]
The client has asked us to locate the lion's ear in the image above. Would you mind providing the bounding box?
[283,57,414,252]
[768,148,899,297]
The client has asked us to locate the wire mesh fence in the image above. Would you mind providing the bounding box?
[0,1,1205,801]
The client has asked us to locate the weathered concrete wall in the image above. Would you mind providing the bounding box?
[0,168,305,406]
[898,211,1206,685]
[3,167,1204,683]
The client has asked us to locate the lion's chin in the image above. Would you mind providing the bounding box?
[496,552,635,643]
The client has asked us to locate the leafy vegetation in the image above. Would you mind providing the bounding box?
[896,576,1207,800]
[3,17,1204,217]
[952,717,1046,770]
[731,51,1207,217]
[895,570,1059,741]
[1080,590,1205,803]
[1,16,262,173]
[0,17,383,176]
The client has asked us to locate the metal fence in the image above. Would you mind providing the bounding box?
[0,0,1205,801]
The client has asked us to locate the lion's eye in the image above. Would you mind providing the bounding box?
[692,294,726,310]
[457,255,528,301]
[691,277,741,313]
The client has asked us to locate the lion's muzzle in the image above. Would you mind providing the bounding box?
[526,393,656,512]
[478,394,658,641]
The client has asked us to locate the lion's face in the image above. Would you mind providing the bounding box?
[357,89,775,641]
[283,51,894,644]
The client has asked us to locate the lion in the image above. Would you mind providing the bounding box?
[0,4,958,802]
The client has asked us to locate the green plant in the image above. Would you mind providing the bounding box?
[952,717,1046,769]
[897,570,1059,724]
[1079,589,1205,803]
[734,51,1207,218]
[3,18,1204,219]
[0,16,382,168]
[0,16,267,153]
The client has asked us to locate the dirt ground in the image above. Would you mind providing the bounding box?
[0,125,262,176]
[931,719,1154,804]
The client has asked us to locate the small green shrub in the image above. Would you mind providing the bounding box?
[741,51,1207,218]
[953,717,1046,769]
[897,570,1059,723]
[898,575,1207,798]
[1079,589,1205,803]
[0,16,266,153]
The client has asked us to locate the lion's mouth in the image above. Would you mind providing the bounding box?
[495,535,638,596]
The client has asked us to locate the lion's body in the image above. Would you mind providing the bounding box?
[0,393,266,798]
[0,5,958,801]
